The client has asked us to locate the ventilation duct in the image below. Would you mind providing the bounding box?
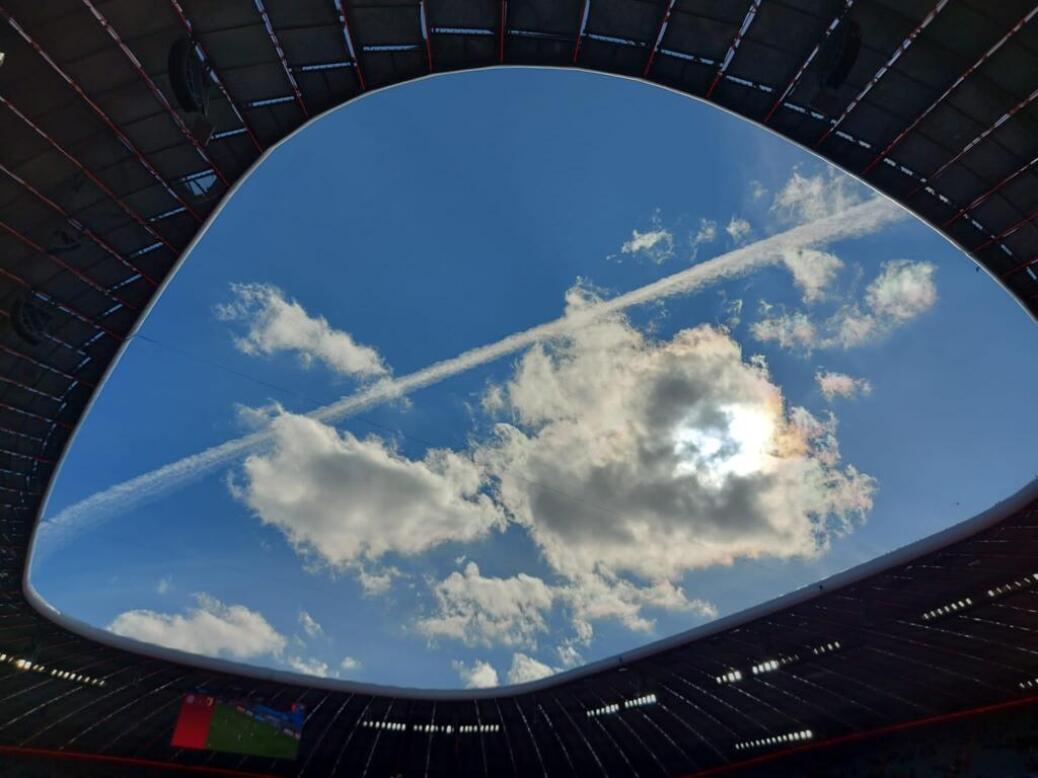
[818,20,861,90]
[168,38,211,115]
[10,294,51,347]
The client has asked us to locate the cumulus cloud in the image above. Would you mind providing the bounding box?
[753,260,937,352]
[286,656,333,677]
[216,282,388,378]
[417,562,555,648]
[620,212,674,264]
[340,656,361,672]
[771,167,865,225]
[507,653,556,684]
[725,216,752,244]
[750,181,768,201]
[298,610,323,638]
[108,594,286,660]
[357,565,402,596]
[471,289,875,632]
[781,248,843,304]
[865,259,938,321]
[453,659,499,689]
[230,413,504,568]
[816,370,872,401]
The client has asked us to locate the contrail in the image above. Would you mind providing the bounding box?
[36,198,902,554]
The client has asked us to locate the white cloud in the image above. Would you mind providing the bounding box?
[620,212,674,264]
[507,653,556,684]
[417,562,555,648]
[556,642,583,668]
[771,167,865,225]
[474,293,875,632]
[286,656,333,677]
[108,594,286,660]
[298,610,323,638]
[866,259,938,321]
[216,282,388,379]
[753,260,937,352]
[781,248,843,304]
[156,576,172,595]
[816,370,872,401]
[749,180,768,201]
[357,565,402,596]
[230,412,504,568]
[340,656,361,672]
[725,216,752,244]
[453,659,499,689]
[691,218,718,257]
[43,197,903,555]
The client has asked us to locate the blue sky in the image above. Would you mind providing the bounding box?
[31,69,1038,690]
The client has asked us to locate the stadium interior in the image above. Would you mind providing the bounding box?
[2,0,1038,775]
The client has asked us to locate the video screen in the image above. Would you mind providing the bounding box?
[171,692,304,759]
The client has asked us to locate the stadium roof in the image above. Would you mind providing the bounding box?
[1,0,1037,774]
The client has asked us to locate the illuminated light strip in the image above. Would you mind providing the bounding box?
[863,4,1038,174]
[80,0,230,188]
[587,693,658,718]
[0,652,105,686]
[166,0,263,153]
[705,0,763,99]
[623,693,657,709]
[734,729,813,751]
[715,669,743,685]
[252,0,308,118]
[987,572,1038,599]
[586,703,620,718]
[764,1,855,124]
[921,596,973,621]
[750,654,798,675]
[810,640,841,657]
[361,720,406,731]
[816,0,949,147]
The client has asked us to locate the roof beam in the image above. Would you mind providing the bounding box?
[80,0,231,191]
[705,0,763,99]
[863,6,1038,174]
[643,0,677,78]
[907,83,1038,199]
[764,1,855,124]
[816,0,948,147]
[0,7,203,223]
[942,153,1038,230]
[334,0,367,92]
[572,0,590,64]
[976,206,1038,254]
[0,221,139,317]
[419,0,433,71]
[0,96,180,261]
[499,0,507,63]
[166,0,264,153]
[0,163,159,288]
[252,0,309,118]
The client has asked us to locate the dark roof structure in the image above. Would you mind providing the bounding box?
[1,1,1038,775]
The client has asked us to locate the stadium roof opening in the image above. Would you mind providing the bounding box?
[29,68,1038,691]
